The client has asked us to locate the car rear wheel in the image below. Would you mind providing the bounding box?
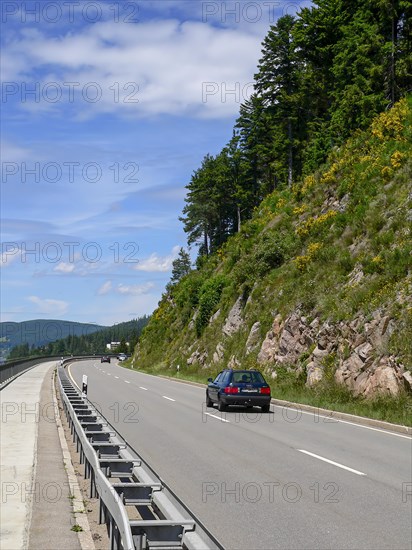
[218,398,226,412]
[261,404,270,413]
[206,392,213,408]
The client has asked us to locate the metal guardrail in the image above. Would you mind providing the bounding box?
[0,356,61,388]
[0,355,99,388]
[58,365,223,550]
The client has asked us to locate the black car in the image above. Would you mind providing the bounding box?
[101,356,111,363]
[206,369,271,412]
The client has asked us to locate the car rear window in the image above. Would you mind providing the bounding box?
[231,371,266,384]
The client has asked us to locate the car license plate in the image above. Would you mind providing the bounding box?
[242,389,258,393]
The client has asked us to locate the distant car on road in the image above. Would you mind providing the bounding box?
[101,356,111,363]
[206,369,271,412]
[117,353,128,361]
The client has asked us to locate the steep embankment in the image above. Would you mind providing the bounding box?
[135,98,412,413]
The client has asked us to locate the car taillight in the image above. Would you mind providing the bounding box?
[224,386,239,394]
[260,387,271,394]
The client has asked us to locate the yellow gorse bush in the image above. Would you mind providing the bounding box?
[371,98,408,141]
[371,255,383,265]
[301,175,316,195]
[390,150,405,168]
[293,204,307,216]
[381,165,393,179]
[296,210,338,236]
[294,242,322,271]
[307,242,322,255]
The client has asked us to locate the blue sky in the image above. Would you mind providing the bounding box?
[1,0,309,326]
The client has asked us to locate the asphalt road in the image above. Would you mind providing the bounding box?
[69,360,412,550]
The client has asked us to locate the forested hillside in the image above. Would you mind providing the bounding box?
[0,320,106,358]
[181,1,411,258]
[132,0,412,421]
[135,97,411,419]
[5,317,150,359]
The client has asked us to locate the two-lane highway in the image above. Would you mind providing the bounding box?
[69,360,412,550]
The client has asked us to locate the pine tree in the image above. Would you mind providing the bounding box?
[255,15,302,186]
[171,248,192,284]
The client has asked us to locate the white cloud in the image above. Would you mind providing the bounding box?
[27,295,68,315]
[54,262,75,273]
[134,245,179,273]
[2,19,261,118]
[1,140,33,163]
[117,282,155,295]
[1,245,21,268]
[97,280,112,295]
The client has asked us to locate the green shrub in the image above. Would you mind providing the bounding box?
[196,275,227,336]
[175,272,205,310]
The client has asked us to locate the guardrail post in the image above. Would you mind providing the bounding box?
[110,517,115,550]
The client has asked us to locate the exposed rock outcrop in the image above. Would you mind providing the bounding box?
[209,309,221,324]
[188,310,199,331]
[187,348,208,367]
[257,313,315,365]
[213,342,225,364]
[245,322,261,355]
[228,355,241,369]
[222,296,244,337]
[258,308,409,398]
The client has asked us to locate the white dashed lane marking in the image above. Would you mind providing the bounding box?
[204,412,230,423]
[298,449,366,476]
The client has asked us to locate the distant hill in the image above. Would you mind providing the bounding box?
[2,317,151,359]
[0,319,107,356]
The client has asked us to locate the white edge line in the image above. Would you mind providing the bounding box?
[204,412,230,423]
[114,376,119,379]
[162,396,176,402]
[139,386,148,391]
[273,405,411,440]
[298,449,366,476]
[332,418,411,439]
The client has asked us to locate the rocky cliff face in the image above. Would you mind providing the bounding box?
[254,309,410,397]
[184,302,411,398]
